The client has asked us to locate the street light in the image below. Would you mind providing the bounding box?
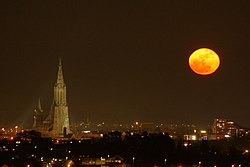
[132,157,135,164]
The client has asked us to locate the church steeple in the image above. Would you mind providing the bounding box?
[57,58,64,84]
[33,98,44,130]
[38,98,42,111]
[33,58,71,137]
[54,58,67,106]
[52,58,70,137]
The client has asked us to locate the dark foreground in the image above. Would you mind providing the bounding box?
[0,131,250,167]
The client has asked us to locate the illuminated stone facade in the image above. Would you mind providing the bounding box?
[33,59,71,137]
[51,59,71,137]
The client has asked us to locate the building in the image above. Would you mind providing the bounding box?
[33,99,51,137]
[33,59,71,138]
[212,118,247,139]
[32,99,44,132]
[51,59,71,137]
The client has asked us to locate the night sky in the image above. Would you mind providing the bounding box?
[0,1,249,128]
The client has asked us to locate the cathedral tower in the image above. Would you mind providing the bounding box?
[51,59,71,137]
[33,98,44,131]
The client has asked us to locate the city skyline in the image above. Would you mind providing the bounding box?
[0,1,249,128]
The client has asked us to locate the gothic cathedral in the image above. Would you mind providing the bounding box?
[33,59,71,137]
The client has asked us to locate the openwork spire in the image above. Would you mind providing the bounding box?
[57,58,64,84]
[38,98,42,111]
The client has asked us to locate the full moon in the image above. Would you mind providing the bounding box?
[189,48,220,75]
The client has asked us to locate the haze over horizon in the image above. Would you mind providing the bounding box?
[0,1,249,128]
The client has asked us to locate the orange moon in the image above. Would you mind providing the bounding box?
[189,48,220,75]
